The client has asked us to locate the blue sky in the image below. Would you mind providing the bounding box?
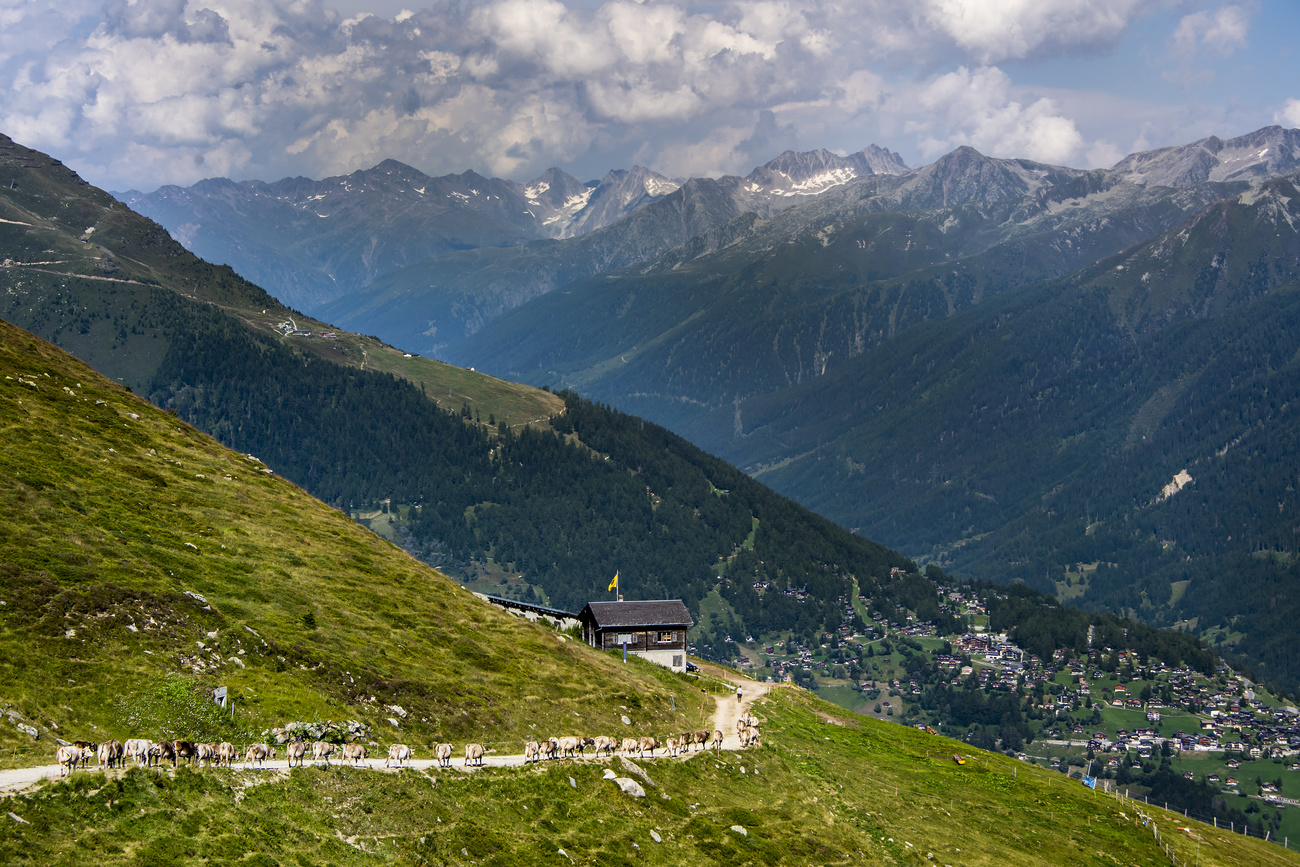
[2,0,1296,191]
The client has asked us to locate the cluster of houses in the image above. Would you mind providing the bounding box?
[749,581,1300,767]
[516,583,1300,779]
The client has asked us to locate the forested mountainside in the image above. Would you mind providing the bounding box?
[0,280,1283,867]
[0,131,924,659]
[711,174,1300,691]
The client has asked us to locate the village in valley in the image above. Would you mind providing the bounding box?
[711,580,1300,844]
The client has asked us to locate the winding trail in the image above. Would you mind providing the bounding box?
[0,677,779,794]
[711,677,775,750]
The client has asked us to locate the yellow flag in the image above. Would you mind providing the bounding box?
[608,571,619,592]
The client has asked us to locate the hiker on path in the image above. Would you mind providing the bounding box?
[736,685,743,703]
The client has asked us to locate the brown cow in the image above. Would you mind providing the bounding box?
[216,742,238,767]
[195,743,218,767]
[173,740,196,766]
[150,740,176,767]
[386,744,413,768]
[285,741,307,768]
[341,743,369,766]
[311,741,335,765]
[98,739,123,770]
[125,739,152,767]
[57,745,93,777]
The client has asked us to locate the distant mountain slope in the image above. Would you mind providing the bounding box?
[322,150,921,356]
[745,144,909,198]
[319,173,771,352]
[116,160,681,310]
[454,145,1238,413]
[1111,125,1300,187]
[0,132,562,424]
[709,173,1300,690]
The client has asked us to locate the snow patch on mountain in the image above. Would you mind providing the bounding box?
[644,177,680,197]
[769,167,860,196]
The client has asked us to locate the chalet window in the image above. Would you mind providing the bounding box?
[616,633,634,645]
[673,655,683,668]
[657,631,674,643]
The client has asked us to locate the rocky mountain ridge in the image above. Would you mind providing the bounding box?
[118,144,909,312]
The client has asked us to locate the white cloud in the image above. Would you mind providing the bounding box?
[1085,139,1124,169]
[1276,99,1300,129]
[601,1,684,65]
[922,0,1141,64]
[0,0,1252,191]
[645,123,752,179]
[1170,4,1252,58]
[1163,3,1256,87]
[903,66,1086,165]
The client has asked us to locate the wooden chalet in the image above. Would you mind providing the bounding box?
[578,600,693,672]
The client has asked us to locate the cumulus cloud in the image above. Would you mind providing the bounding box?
[0,0,1136,189]
[1277,98,1300,129]
[1170,3,1252,58]
[903,66,1085,165]
[1163,3,1256,87]
[922,0,1140,64]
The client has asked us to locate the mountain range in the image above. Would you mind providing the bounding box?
[450,127,1300,690]
[122,124,1300,693]
[118,144,907,314]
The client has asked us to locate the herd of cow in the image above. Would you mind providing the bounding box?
[53,713,762,778]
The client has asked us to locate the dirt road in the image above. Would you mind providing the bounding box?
[1,680,778,794]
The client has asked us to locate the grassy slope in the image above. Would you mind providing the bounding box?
[0,132,563,428]
[0,318,704,758]
[2,688,1292,866]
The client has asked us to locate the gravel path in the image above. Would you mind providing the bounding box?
[1,679,778,794]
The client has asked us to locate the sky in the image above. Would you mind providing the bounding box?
[2,0,1298,192]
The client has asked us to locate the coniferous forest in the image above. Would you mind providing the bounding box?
[147,302,923,651]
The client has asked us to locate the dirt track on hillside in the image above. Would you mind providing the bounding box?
[1,676,779,794]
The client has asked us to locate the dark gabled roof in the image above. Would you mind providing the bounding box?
[580,600,694,629]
